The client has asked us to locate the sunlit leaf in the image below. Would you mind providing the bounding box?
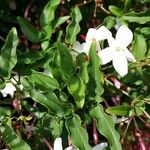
[0,28,18,78]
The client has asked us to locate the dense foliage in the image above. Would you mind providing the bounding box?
[0,0,150,149]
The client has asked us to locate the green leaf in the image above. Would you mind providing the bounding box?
[76,53,89,84]
[29,70,59,92]
[52,16,70,29]
[55,42,75,81]
[18,51,44,65]
[132,32,147,59]
[65,7,82,44]
[103,16,115,29]
[36,114,63,139]
[123,10,150,24]
[124,0,132,11]
[0,107,11,116]
[67,75,85,108]
[140,27,150,35]
[21,77,73,116]
[90,105,122,150]
[0,118,31,150]
[17,17,45,43]
[0,28,18,78]
[106,105,131,116]
[87,42,104,102]
[40,0,61,27]
[109,6,123,17]
[65,115,92,150]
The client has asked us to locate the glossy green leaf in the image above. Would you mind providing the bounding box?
[87,42,104,102]
[56,42,75,81]
[21,77,73,116]
[132,32,147,59]
[76,53,89,84]
[103,16,115,29]
[123,10,150,24]
[0,118,31,150]
[90,105,122,150]
[0,28,18,78]
[17,17,45,43]
[40,0,61,27]
[65,7,82,44]
[65,115,92,150]
[67,75,85,108]
[52,16,70,29]
[106,105,131,116]
[29,70,59,91]
[109,6,123,17]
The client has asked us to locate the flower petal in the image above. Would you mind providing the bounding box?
[83,41,92,54]
[98,47,113,65]
[124,48,136,62]
[112,51,128,76]
[95,26,112,42]
[116,25,133,47]
[54,137,63,150]
[86,28,97,41]
[72,41,84,52]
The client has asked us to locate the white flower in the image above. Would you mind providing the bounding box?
[53,138,76,150]
[0,75,23,98]
[1,83,16,98]
[53,137,63,150]
[72,26,112,55]
[98,25,136,76]
[83,26,112,54]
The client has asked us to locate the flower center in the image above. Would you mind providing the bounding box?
[116,47,123,51]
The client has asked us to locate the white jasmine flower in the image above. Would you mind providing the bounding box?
[83,26,112,54]
[98,25,136,76]
[54,137,63,150]
[0,75,23,98]
[1,83,16,98]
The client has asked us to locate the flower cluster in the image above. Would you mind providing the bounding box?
[73,25,136,76]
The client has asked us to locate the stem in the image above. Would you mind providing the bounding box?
[121,117,132,143]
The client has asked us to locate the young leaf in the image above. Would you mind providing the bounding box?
[21,77,73,117]
[106,105,131,116]
[87,42,104,102]
[90,105,122,150]
[29,70,59,92]
[0,118,31,150]
[109,6,123,17]
[40,0,61,27]
[0,28,18,78]
[67,75,85,108]
[132,32,147,59]
[65,115,92,150]
[65,7,82,45]
[17,17,45,43]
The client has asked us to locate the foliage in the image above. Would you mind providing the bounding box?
[0,0,150,149]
